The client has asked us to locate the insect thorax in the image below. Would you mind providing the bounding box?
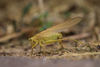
[37,32,62,41]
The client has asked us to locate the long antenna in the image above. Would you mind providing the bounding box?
[5,10,31,39]
[5,10,22,32]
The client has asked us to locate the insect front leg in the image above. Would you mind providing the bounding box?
[31,41,38,56]
[40,46,42,52]
[39,42,45,55]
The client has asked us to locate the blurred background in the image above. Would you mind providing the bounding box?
[0,0,100,59]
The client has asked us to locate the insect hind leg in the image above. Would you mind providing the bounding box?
[59,38,90,47]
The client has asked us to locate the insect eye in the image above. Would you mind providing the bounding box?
[29,39,32,41]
